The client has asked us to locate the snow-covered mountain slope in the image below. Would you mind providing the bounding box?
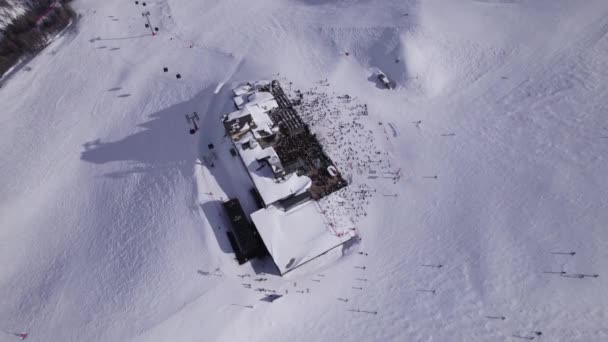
[1,0,607,341]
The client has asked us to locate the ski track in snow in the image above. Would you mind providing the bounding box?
[1,0,608,341]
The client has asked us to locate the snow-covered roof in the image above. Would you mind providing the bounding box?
[225,108,246,121]
[233,83,253,96]
[247,91,275,106]
[246,100,278,138]
[251,201,356,275]
[226,90,279,137]
[233,83,277,109]
[225,83,309,206]
[233,95,245,109]
[234,90,278,110]
[235,131,312,206]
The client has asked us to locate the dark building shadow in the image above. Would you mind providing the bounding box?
[200,200,235,254]
[247,160,274,179]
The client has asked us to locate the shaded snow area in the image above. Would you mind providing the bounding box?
[1,0,608,341]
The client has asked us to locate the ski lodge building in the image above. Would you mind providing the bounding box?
[220,80,356,275]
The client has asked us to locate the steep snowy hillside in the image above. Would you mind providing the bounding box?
[1,0,607,341]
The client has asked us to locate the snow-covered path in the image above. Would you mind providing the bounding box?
[1,0,607,341]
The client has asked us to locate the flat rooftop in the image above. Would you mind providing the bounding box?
[251,201,356,275]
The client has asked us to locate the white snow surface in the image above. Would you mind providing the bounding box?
[1,0,608,341]
[251,201,354,275]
